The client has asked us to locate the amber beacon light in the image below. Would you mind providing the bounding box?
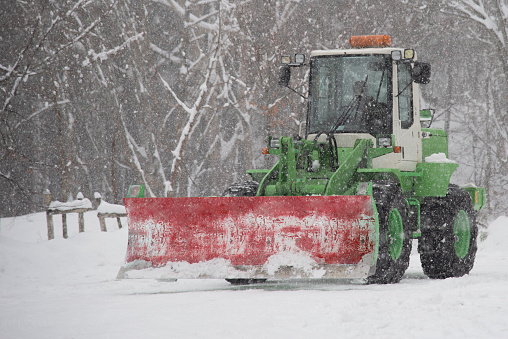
[350,35,392,48]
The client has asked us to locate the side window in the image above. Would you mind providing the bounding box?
[397,63,413,129]
[316,67,332,125]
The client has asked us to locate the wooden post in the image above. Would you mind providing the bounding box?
[94,192,102,209]
[62,214,68,239]
[44,190,54,240]
[99,215,107,232]
[77,193,85,233]
[78,212,85,233]
[46,210,54,240]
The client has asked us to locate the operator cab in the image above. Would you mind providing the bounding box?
[280,35,431,172]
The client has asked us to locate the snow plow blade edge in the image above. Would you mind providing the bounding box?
[119,195,378,280]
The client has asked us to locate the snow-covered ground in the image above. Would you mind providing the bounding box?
[0,211,507,338]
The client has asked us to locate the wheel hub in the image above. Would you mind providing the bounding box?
[453,210,471,258]
[387,208,404,260]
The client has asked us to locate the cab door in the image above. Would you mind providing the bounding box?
[394,62,422,171]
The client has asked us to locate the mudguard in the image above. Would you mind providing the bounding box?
[118,195,378,280]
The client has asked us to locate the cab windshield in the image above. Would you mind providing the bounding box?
[308,54,392,135]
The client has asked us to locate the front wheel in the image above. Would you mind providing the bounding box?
[367,182,412,284]
[418,185,478,279]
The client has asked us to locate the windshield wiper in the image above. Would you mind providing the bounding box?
[330,75,369,133]
[328,97,356,134]
[396,81,411,97]
[375,66,386,103]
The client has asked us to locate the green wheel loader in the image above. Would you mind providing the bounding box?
[120,35,485,284]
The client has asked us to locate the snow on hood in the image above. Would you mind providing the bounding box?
[424,152,457,164]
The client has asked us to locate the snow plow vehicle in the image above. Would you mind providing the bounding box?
[119,35,485,284]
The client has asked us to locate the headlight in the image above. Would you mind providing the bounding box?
[295,54,305,64]
[270,138,280,148]
[378,136,392,148]
[391,50,401,61]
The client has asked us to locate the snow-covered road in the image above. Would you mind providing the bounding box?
[1,212,507,338]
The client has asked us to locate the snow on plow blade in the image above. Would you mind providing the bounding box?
[118,195,378,280]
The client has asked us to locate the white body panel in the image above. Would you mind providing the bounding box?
[391,64,422,171]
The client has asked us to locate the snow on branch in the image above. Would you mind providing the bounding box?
[185,10,219,28]
[120,113,155,197]
[2,75,22,113]
[151,132,171,196]
[85,33,144,65]
[149,43,182,63]
[450,0,505,45]
[37,0,119,69]
[158,48,217,178]
[66,0,94,17]
[14,100,70,129]
[152,0,238,33]
[158,75,196,116]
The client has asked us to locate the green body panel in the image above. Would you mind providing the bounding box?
[127,185,145,198]
[248,131,484,226]
[453,210,471,258]
[247,169,270,183]
[414,162,459,197]
[422,128,448,159]
[252,135,459,199]
[462,186,486,211]
[258,137,373,197]
[357,167,421,194]
[325,139,371,195]
[387,208,404,260]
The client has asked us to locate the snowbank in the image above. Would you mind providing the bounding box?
[0,212,507,338]
[479,215,508,251]
[97,200,126,214]
[48,198,92,211]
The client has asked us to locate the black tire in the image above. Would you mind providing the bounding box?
[222,181,266,285]
[367,182,412,284]
[222,181,259,197]
[418,185,478,279]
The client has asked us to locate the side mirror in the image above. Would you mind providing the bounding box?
[279,65,291,87]
[413,62,431,84]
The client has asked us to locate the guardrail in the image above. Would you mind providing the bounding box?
[45,191,92,240]
[95,193,127,232]
[44,191,127,240]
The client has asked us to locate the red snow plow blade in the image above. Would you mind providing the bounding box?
[118,195,378,280]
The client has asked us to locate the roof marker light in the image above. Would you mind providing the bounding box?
[350,35,392,48]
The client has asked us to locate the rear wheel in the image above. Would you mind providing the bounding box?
[222,181,267,285]
[367,182,412,284]
[418,185,478,279]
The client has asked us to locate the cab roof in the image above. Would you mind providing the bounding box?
[310,47,406,57]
